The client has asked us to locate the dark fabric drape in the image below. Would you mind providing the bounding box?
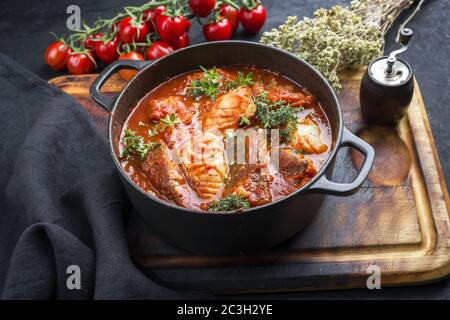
[0,53,205,299]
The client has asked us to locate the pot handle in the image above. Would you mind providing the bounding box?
[89,59,151,112]
[309,127,374,196]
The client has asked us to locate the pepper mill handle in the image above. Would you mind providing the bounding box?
[399,28,413,45]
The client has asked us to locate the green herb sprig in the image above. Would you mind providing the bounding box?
[253,93,303,141]
[208,195,250,212]
[225,71,254,91]
[148,127,158,137]
[159,113,181,131]
[280,120,298,142]
[121,129,160,161]
[189,68,255,101]
[189,66,223,101]
[238,116,251,127]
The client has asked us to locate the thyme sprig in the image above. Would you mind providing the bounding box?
[189,67,255,101]
[121,129,160,161]
[254,93,303,141]
[238,116,251,127]
[208,195,250,212]
[159,113,181,131]
[224,71,255,91]
[189,66,223,101]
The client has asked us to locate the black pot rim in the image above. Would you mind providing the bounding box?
[108,40,343,216]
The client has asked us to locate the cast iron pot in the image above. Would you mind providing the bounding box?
[90,41,374,255]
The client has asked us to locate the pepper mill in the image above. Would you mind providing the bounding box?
[360,28,414,126]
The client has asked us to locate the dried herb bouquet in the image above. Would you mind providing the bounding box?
[260,0,423,91]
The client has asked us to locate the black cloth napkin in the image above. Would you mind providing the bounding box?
[0,53,207,299]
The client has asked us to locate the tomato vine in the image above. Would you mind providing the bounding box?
[45,0,266,76]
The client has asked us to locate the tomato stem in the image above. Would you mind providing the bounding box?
[240,0,259,11]
[220,0,241,11]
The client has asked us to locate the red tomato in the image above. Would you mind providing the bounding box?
[118,51,144,81]
[143,5,166,31]
[67,52,95,75]
[95,35,120,64]
[239,4,266,34]
[84,33,103,50]
[189,0,215,18]
[119,17,149,43]
[145,41,174,60]
[156,15,187,43]
[203,18,232,41]
[44,41,72,71]
[219,4,239,30]
[171,32,189,49]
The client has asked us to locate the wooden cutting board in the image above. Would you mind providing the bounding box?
[49,69,450,293]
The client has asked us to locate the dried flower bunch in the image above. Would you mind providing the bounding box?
[260,0,415,91]
[351,0,414,36]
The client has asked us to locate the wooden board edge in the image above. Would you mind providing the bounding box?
[143,257,450,295]
[47,67,369,84]
[48,73,97,84]
[409,79,450,280]
[413,78,450,212]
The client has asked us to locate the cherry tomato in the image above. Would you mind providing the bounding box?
[95,35,120,64]
[156,15,187,43]
[203,18,232,41]
[84,33,103,51]
[145,41,174,60]
[44,41,72,71]
[239,3,266,34]
[119,17,149,43]
[118,51,144,81]
[143,5,166,31]
[219,4,239,30]
[67,52,95,75]
[171,32,190,50]
[189,0,215,18]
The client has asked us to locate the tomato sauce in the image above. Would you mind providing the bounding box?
[120,65,332,211]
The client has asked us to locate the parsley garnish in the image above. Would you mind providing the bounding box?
[208,195,250,212]
[121,129,160,161]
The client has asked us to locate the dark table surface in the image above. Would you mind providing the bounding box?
[0,0,448,299]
